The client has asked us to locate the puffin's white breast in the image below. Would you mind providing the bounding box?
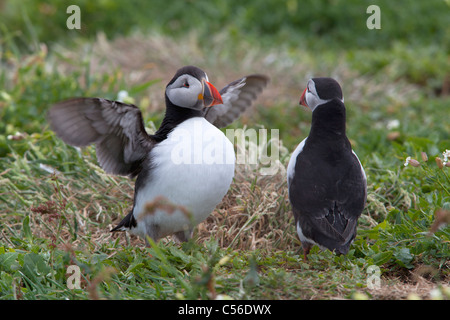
[287,137,307,188]
[132,117,235,238]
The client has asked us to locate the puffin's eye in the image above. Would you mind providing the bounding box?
[182,81,190,88]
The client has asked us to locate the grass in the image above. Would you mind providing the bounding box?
[0,1,449,300]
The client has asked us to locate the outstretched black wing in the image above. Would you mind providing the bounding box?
[48,98,155,178]
[204,75,269,128]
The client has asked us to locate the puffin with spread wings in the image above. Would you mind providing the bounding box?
[49,65,269,243]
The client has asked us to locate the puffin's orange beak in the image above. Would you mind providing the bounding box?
[201,79,223,107]
[299,88,308,107]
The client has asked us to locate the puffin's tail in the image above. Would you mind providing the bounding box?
[110,210,136,232]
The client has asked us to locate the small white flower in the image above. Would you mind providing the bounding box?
[430,288,443,300]
[117,90,129,102]
[442,149,450,164]
[117,90,135,104]
[7,132,25,140]
[386,119,400,130]
[404,156,411,167]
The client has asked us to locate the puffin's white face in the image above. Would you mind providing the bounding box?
[166,74,204,109]
[300,78,344,112]
[165,72,222,110]
[304,79,325,112]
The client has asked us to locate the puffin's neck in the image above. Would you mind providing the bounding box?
[152,96,203,142]
[309,99,347,139]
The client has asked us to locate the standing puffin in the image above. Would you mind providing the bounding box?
[49,65,269,243]
[287,77,366,260]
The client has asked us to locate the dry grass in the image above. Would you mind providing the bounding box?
[196,163,297,251]
[371,273,447,300]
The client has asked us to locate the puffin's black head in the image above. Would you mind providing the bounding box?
[299,77,343,111]
[165,65,223,110]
